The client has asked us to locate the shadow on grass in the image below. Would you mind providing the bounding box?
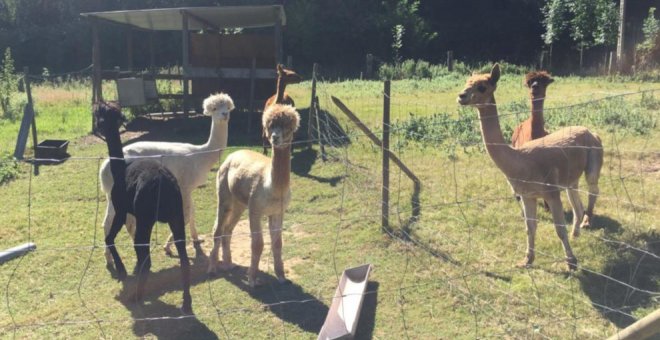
[216,265,329,334]
[354,281,379,339]
[115,255,218,339]
[291,148,344,187]
[577,215,660,328]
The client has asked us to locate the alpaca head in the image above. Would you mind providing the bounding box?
[276,64,302,85]
[93,101,125,137]
[524,71,553,98]
[262,104,300,148]
[457,64,500,107]
[203,92,235,121]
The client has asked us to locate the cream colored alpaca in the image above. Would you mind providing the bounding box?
[207,104,300,287]
[100,93,234,261]
[457,64,603,270]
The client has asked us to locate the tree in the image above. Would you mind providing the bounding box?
[542,0,619,70]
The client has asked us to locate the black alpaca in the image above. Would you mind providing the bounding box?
[94,102,192,314]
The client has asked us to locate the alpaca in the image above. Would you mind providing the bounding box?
[511,71,553,148]
[262,64,302,154]
[207,104,300,287]
[94,101,192,314]
[457,64,603,270]
[99,93,235,261]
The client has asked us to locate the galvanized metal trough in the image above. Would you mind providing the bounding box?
[318,264,373,340]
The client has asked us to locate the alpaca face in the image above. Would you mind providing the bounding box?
[524,71,553,98]
[277,64,303,84]
[263,104,300,148]
[457,64,500,106]
[203,93,235,121]
[93,101,125,136]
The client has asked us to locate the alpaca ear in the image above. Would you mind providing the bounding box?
[277,64,284,74]
[489,64,501,84]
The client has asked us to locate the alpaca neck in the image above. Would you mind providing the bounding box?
[275,76,286,104]
[203,118,229,150]
[476,96,522,176]
[102,121,127,184]
[530,95,545,137]
[270,145,291,196]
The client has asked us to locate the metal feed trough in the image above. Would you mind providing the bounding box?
[318,264,373,340]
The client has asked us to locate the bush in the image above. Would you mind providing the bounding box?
[0,153,19,185]
[378,59,531,80]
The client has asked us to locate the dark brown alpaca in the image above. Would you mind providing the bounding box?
[511,71,553,148]
[262,64,302,153]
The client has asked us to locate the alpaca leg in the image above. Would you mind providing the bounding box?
[582,172,600,229]
[133,218,154,302]
[105,212,127,280]
[208,204,228,274]
[125,214,137,239]
[164,193,197,256]
[565,186,585,238]
[517,197,537,268]
[169,216,192,314]
[546,194,578,270]
[247,210,264,288]
[102,198,116,264]
[269,214,288,283]
[220,206,244,271]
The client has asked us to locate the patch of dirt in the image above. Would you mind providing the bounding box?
[198,219,303,279]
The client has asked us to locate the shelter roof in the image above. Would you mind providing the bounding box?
[81,5,285,31]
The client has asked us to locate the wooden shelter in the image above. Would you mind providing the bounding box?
[81,5,286,120]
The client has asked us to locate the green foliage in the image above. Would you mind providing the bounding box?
[0,153,19,185]
[0,48,18,119]
[642,7,660,46]
[542,0,618,48]
[391,24,405,65]
[378,59,529,80]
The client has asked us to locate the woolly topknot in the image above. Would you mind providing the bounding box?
[262,104,300,132]
[93,101,124,133]
[203,92,235,115]
[524,71,553,87]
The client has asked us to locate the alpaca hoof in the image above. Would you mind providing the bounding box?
[515,255,534,268]
[219,261,236,271]
[164,246,174,257]
[566,257,578,271]
[572,227,581,238]
[580,215,592,230]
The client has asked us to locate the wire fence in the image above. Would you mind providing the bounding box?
[1,67,659,338]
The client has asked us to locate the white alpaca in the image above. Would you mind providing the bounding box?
[99,93,235,260]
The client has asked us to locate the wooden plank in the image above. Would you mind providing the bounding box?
[307,63,318,149]
[126,28,133,71]
[607,308,660,340]
[181,10,190,114]
[186,66,276,79]
[382,80,390,231]
[184,10,220,31]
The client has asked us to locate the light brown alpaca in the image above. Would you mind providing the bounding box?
[262,64,302,154]
[511,71,553,148]
[457,64,603,270]
[208,104,300,287]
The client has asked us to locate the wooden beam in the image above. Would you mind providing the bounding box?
[607,308,660,340]
[186,66,276,79]
[126,28,133,71]
[274,16,282,65]
[181,10,190,114]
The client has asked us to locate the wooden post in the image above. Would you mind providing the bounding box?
[607,308,660,340]
[313,96,326,161]
[608,51,614,75]
[447,51,454,72]
[23,67,39,175]
[307,63,318,149]
[91,17,102,133]
[248,57,256,134]
[366,54,374,79]
[382,80,391,232]
[181,10,190,115]
[149,31,155,72]
[126,28,133,72]
[616,0,627,73]
[274,17,283,65]
[286,55,293,68]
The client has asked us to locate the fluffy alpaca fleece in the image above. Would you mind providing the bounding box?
[99,93,235,260]
[207,104,300,287]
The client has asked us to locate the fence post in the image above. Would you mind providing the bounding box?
[447,51,454,72]
[307,63,318,149]
[248,57,256,135]
[24,67,38,176]
[608,51,614,75]
[366,54,374,79]
[286,55,293,68]
[540,51,549,70]
[313,96,326,161]
[382,80,391,233]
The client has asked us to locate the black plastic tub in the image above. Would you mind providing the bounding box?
[35,139,69,162]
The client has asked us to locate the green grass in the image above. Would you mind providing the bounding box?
[0,73,659,338]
